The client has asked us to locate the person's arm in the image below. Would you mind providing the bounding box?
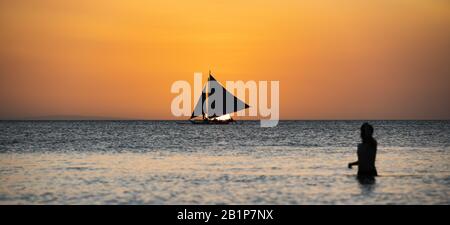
[348,161,358,169]
[348,144,362,169]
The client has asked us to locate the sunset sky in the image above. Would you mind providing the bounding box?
[0,0,449,120]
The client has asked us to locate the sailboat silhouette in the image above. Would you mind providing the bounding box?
[190,71,250,124]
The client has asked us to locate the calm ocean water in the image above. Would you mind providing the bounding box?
[0,120,449,204]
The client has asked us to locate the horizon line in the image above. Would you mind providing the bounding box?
[1,115,449,121]
[1,118,449,122]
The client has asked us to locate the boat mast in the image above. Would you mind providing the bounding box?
[205,70,211,120]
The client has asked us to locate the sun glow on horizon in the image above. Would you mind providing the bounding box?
[0,0,449,120]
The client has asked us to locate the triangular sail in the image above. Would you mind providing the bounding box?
[190,73,250,119]
[207,75,249,118]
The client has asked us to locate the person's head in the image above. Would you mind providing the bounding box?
[360,122,375,145]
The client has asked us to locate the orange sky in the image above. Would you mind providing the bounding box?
[0,0,449,120]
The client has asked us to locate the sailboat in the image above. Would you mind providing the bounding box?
[190,71,250,124]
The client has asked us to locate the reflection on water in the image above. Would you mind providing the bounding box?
[0,147,449,204]
[0,121,449,204]
[357,177,376,196]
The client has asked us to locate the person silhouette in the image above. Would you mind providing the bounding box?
[348,123,378,178]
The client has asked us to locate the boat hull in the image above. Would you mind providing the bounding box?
[189,119,234,125]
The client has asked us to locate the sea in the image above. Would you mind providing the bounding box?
[0,120,449,204]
